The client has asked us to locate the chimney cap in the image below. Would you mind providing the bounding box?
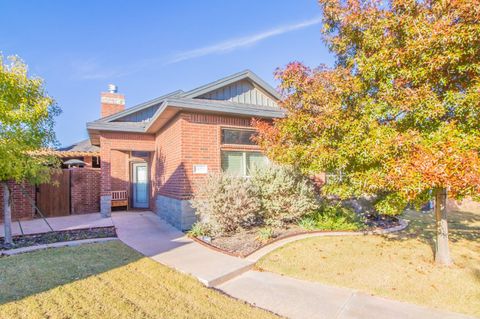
[107,84,118,93]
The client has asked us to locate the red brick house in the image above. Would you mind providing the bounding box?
[87,70,284,229]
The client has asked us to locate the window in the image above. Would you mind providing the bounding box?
[221,151,268,176]
[221,128,257,145]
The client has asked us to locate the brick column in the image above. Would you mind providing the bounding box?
[100,135,112,217]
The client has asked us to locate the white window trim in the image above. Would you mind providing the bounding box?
[242,152,248,176]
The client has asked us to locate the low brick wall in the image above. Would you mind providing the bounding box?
[0,181,35,221]
[71,168,101,214]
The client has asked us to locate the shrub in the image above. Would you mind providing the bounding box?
[187,222,210,238]
[297,216,317,230]
[250,165,319,227]
[298,203,364,231]
[256,227,275,242]
[191,173,261,236]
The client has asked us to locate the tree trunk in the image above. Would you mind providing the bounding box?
[2,182,13,247]
[434,188,452,266]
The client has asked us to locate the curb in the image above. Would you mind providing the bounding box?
[0,237,118,256]
[246,219,409,262]
[192,219,409,262]
[203,263,255,287]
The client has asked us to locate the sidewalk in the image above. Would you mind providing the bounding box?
[218,271,473,319]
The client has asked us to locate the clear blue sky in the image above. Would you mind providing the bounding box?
[0,0,334,147]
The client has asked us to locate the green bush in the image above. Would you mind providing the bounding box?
[298,203,364,231]
[187,222,210,238]
[192,165,321,236]
[297,216,317,230]
[191,173,261,236]
[250,165,319,227]
[256,227,275,242]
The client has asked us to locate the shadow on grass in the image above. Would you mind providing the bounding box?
[384,209,480,255]
[0,240,142,305]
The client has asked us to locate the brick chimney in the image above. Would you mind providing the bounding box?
[101,84,125,118]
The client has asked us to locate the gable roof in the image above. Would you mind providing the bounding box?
[59,139,100,153]
[33,139,101,157]
[180,69,281,100]
[98,89,184,123]
[87,70,284,144]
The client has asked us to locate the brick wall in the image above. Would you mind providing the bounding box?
[110,150,129,192]
[71,168,101,214]
[101,92,125,118]
[0,181,35,221]
[182,113,259,198]
[154,114,185,199]
[154,112,260,200]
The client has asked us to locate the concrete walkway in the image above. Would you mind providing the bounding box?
[2,211,475,319]
[0,213,113,237]
[111,211,253,287]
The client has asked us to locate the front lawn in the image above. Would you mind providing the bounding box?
[257,209,480,317]
[0,241,278,319]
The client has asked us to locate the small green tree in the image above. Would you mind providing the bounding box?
[0,55,61,246]
[255,0,480,265]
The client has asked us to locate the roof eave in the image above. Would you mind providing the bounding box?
[86,121,148,146]
[144,100,284,133]
[94,89,184,123]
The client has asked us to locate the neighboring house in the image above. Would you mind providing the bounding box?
[86,70,284,230]
[57,139,101,168]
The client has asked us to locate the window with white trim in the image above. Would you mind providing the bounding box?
[221,151,268,177]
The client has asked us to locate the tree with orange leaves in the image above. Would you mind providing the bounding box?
[255,0,480,265]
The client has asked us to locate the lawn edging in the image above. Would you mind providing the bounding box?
[192,219,408,262]
[0,237,118,256]
[246,219,408,262]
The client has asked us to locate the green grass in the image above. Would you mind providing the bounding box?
[257,209,480,317]
[0,241,278,319]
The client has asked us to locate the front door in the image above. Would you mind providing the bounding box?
[132,162,149,208]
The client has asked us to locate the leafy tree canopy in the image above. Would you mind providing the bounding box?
[0,55,61,184]
[255,0,480,215]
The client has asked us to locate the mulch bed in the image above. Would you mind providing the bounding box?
[194,216,400,258]
[0,227,117,250]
